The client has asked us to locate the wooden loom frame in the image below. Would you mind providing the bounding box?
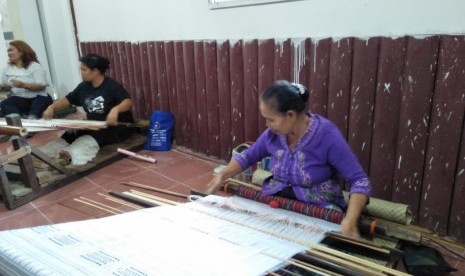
[0,114,146,210]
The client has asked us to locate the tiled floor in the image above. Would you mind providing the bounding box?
[0,131,464,275]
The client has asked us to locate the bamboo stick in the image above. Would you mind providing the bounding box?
[290,258,343,276]
[283,259,334,276]
[123,191,174,206]
[97,193,142,210]
[0,126,27,136]
[129,190,179,205]
[11,118,108,131]
[121,182,188,198]
[79,197,124,214]
[326,231,391,255]
[73,198,119,215]
[307,250,385,276]
[279,257,338,276]
[264,252,336,276]
[293,253,363,276]
[58,201,100,217]
[278,268,307,276]
[109,191,158,208]
[225,178,262,190]
[378,217,464,251]
[306,247,410,276]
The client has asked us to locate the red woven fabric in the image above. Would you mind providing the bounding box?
[230,185,344,224]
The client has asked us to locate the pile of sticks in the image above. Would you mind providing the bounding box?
[69,190,178,215]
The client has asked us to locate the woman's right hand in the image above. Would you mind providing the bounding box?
[206,160,243,194]
[206,173,225,194]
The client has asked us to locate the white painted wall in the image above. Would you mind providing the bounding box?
[15,0,51,85]
[72,0,465,42]
[36,0,81,98]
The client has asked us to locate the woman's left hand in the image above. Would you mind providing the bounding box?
[340,216,361,238]
[106,108,119,126]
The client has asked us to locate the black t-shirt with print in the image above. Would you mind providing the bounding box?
[66,77,134,123]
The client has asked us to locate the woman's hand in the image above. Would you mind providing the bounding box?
[1,83,12,91]
[340,216,361,238]
[206,160,243,194]
[106,107,119,126]
[340,193,367,238]
[42,106,54,119]
[206,173,225,194]
[11,79,26,89]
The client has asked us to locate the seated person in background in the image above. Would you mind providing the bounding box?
[42,53,135,165]
[207,80,371,238]
[0,40,53,119]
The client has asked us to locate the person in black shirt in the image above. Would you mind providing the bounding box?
[42,53,135,164]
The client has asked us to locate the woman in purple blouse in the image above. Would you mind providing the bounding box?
[207,80,371,238]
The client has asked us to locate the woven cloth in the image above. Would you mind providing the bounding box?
[252,169,412,225]
[226,185,344,224]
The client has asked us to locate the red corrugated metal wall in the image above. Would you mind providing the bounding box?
[81,35,465,242]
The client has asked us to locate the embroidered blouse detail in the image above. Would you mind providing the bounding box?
[234,113,371,210]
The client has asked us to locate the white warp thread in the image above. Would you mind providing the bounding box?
[0,196,340,276]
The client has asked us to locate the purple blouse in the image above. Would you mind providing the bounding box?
[234,113,371,209]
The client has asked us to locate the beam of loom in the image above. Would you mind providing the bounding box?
[223,182,345,223]
[0,118,108,132]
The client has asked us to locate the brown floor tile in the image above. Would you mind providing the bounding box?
[0,208,50,231]
[181,170,215,193]
[118,149,190,171]
[84,158,148,186]
[152,155,219,183]
[38,201,94,224]
[30,177,99,208]
[116,149,171,167]
[57,191,125,218]
[141,149,191,167]
[0,201,33,220]
[97,169,179,190]
[103,182,191,206]
[156,183,195,203]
